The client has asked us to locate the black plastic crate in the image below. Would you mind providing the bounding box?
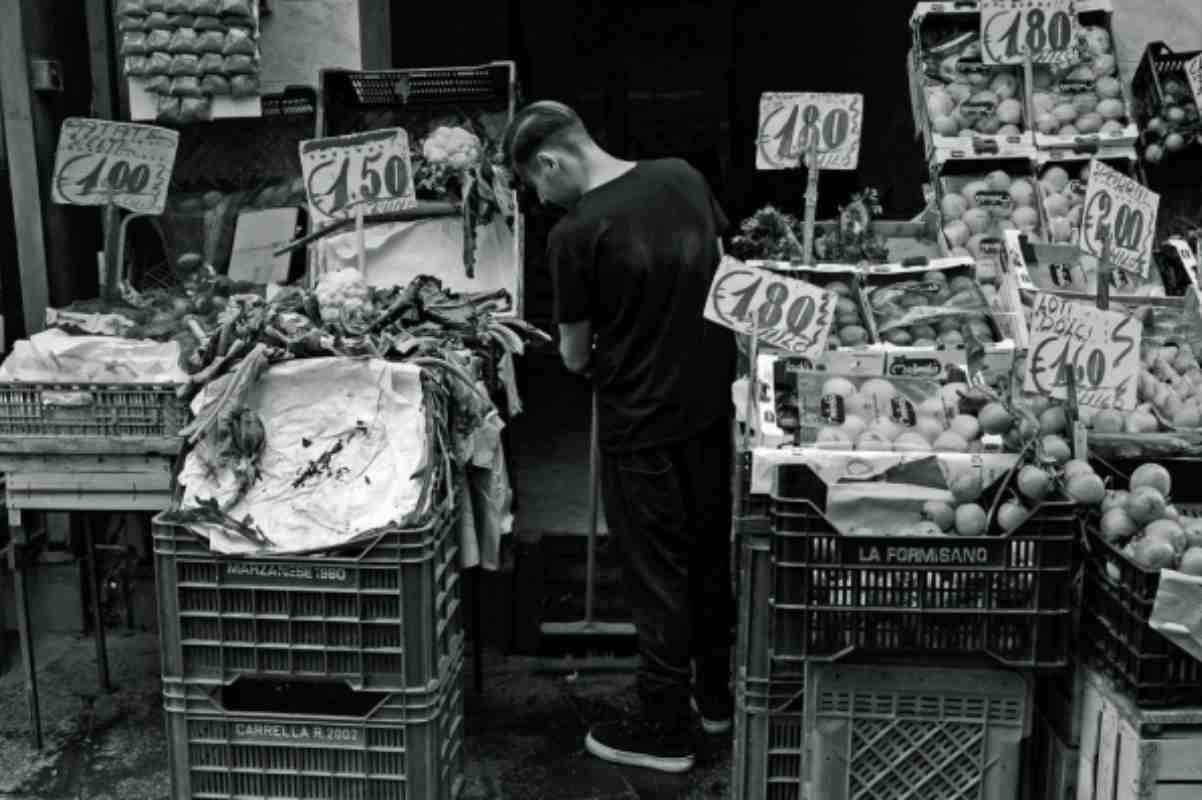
[1132,42,1202,145]
[767,462,1078,669]
[164,653,464,800]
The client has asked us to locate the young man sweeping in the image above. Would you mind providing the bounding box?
[504,101,737,773]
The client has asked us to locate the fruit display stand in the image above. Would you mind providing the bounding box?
[910,2,1036,163]
[1022,1,1141,154]
[1075,665,1202,800]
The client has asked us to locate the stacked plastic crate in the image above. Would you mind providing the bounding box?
[153,470,464,799]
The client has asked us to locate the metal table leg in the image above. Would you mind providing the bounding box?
[84,515,110,691]
[8,510,42,750]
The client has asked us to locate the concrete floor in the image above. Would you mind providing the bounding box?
[0,632,733,800]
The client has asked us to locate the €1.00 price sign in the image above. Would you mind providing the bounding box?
[51,118,179,215]
[980,0,1078,65]
[1022,292,1140,412]
[756,92,863,171]
[1079,160,1160,278]
[300,128,417,225]
[703,258,836,358]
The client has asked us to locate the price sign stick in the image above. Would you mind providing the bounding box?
[1095,225,1112,312]
[101,184,122,302]
[801,134,820,266]
[747,303,763,450]
[354,204,367,276]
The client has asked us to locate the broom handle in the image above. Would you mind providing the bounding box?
[585,390,600,624]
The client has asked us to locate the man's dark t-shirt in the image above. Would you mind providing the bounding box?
[548,158,735,454]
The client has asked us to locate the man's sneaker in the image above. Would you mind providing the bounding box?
[585,718,695,773]
[691,692,734,734]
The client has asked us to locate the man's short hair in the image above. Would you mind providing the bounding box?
[504,101,590,170]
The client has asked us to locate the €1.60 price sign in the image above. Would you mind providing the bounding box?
[980,0,1078,65]
[1023,292,1140,412]
[51,118,179,215]
[300,128,417,225]
[1079,159,1159,278]
[703,258,836,358]
[756,92,863,171]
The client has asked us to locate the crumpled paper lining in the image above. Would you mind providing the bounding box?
[0,329,186,384]
[749,448,1020,535]
[315,215,516,298]
[178,358,427,555]
[1150,569,1202,665]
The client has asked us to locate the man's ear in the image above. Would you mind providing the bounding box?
[535,151,557,174]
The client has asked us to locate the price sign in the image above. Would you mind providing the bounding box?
[756,92,863,171]
[299,128,416,225]
[704,257,836,358]
[1187,54,1202,109]
[1022,292,1140,411]
[980,0,1078,65]
[1079,160,1159,278]
[50,118,178,214]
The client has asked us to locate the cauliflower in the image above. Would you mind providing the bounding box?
[315,267,370,324]
[422,126,483,171]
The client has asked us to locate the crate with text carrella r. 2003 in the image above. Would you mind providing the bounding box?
[164,652,464,800]
[767,462,1078,670]
[154,499,461,693]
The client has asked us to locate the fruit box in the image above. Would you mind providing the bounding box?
[1033,151,1142,248]
[749,352,886,449]
[931,156,1046,265]
[1023,1,1141,154]
[1001,228,1167,297]
[910,3,1037,162]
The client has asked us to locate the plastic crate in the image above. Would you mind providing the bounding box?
[153,499,462,693]
[0,382,188,441]
[164,652,464,800]
[732,675,807,800]
[768,462,1078,669]
[1132,42,1202,156]
[807,662,1028,800]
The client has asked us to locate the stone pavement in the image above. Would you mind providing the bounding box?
[0,632,732,800]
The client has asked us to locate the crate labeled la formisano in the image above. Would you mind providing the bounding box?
[1081,457,1202,707]
[806,662,1029,800]
[910,3,1035,162]
[766,459,1077,669]
[163,653,464,800]
[153,492,462,693]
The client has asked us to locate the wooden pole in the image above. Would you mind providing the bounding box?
[102,188,122,302]
[0,1,52,335]
[1095,226,1112,312]
[802,134,820,266]
[355,204,367,276]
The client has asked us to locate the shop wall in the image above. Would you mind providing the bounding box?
[0,107,19,349]
[258,0,365,93]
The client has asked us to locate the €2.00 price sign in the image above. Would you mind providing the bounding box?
[756,92,863,171]
[703,258,836,358]
[1079,160,1160,278]
[51,118,179,215]
[300,128,417,225]
[1022,292,1140,412]
[980,0,1078,66]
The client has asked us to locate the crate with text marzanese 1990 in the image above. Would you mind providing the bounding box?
[164,650,464,800]
[153,495,462,693]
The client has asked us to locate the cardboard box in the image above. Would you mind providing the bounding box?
[930,156,1045,261]
[1001,228,1167,297]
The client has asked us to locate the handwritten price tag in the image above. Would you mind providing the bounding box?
[756,92,863,171]
[704,258,836,357]
[1079,160,1159,278]
[980,0,1078,65]
[50,118,178,215]
[1022,292,1140,411]
[299,128,416,225]
[1187,54,1202,109]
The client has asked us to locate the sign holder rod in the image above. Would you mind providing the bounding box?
[102,185,122,301]
[801,135,820,266]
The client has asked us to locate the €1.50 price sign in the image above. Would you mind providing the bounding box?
[1022,292,1140,412]
[703,258,836,358]
[1079,159,1160,278]
[756,92,863,171]
[980,0,1078,65]
[300,128,417,225]
[51,118,179,215]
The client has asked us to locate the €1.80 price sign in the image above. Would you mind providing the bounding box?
[1078,160,1159,278]
[1022,292,1140,412]
[980,0,1078,66]
[300,128,417,225]
[51,118,179,215]
[756,92,863,171]
[703,258,836,358]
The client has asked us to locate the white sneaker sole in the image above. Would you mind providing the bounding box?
[690,697,733,734]
[584,732,695,773]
